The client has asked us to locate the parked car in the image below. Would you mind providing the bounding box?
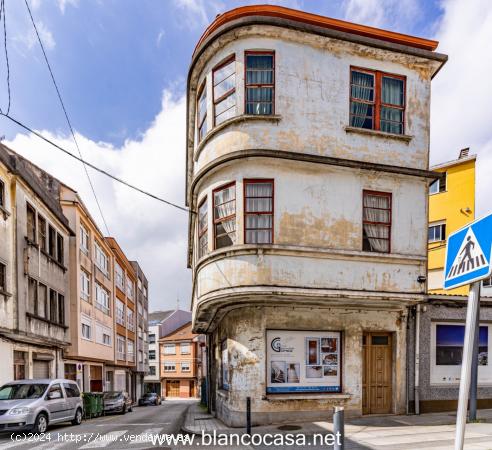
[0,379,83,433]
[103,391,132,414]
[138,392,161,406]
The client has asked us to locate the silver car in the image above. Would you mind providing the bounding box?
[0,379,83,433]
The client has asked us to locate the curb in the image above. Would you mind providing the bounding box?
[180,404,203,436]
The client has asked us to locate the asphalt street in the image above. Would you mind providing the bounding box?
[0,399,195,450]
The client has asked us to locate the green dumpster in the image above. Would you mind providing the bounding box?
[94,393,103,417]
[82,392,97,419]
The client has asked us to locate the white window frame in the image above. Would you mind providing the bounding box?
[163,362,176,372]
[80,223,89,255]
[127,340,135,362]
[115,262,125,291]
[95,282,110,315]
[127,308,135,331]
[164,344,176,355]
[429,221,446,243]
[94,242,109,276]
[126,278,135,300]
[80,269,90,302]
[181,362,191,372]
[116,299,125,326]
[180,343,191,355]
[81,314,92,341]
[429,173,447,195]
[117,335,126,360]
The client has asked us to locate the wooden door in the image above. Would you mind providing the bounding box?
[166,380,180,397]
[362,332,393,414]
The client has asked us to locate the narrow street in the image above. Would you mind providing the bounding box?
[0,400,195,450]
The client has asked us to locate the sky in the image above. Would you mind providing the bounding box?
[1,0,491,312]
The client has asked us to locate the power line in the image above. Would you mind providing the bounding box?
[0,0,11,115]
[24,0,111,234]
[1,112,192,214]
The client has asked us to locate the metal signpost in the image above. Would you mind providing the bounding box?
[443,213,492,450]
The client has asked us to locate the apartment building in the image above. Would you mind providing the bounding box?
[144,309,192,395]
[60,184,115,392]
[130,261,149,399]
[407,150,492,413]
[160,322,199,398]
[105,237,137,400]
[0,144,72,384]
[185,5,447,425]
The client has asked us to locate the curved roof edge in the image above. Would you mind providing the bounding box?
[193,5,439,57]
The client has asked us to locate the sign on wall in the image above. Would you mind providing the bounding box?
[430,322,491,385]
[266,330,341,393]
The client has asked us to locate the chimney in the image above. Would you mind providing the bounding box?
[459,148,470,159]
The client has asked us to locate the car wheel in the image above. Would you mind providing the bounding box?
[71,408,83,426]
[33,413,48,433]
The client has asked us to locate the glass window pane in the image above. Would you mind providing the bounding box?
[351,71,374,101]
[382,77,404,106]
[350,102,373,129]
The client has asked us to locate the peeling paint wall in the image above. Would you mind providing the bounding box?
[190,26,434,176]
[212,306,407,426]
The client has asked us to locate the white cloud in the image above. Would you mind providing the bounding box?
[57,0,79,14]
[173,0,225,29]
[156,29,165,47]
[5,91,191,311]
[342,0,419,30]
[430,0,492,216]
[17,20,56,51]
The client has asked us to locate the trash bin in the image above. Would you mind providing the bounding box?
[94,393,103,417]
[82,392,97,419]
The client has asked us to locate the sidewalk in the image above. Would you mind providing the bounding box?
[182,402,492,449]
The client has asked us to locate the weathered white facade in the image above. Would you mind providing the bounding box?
[0,144,72,386]
[186,6,447,425]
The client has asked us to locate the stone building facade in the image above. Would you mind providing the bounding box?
[185,6,447,425]
[0,144,72,385]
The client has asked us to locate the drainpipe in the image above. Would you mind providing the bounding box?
[406,307,410,415]
[414,304,421,415]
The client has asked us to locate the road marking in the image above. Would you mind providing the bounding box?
[79,430,127,448]
[127,428,162,445]
[96,422,171,426]
[0,438,35,449]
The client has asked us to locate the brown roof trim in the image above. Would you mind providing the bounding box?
[105,236,137,280]
[194,5,439,55]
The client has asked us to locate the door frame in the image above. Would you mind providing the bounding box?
[362,331,394,415]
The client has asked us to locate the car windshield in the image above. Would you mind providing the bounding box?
[103,392,122,400]
[0,384,48,400]
[143,393,155,398]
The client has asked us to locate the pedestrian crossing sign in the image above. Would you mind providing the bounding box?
[444,213,492,290]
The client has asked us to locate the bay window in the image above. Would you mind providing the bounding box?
[95,242,109,276]
[213,183,236,249]
[197,81,207,141]
[115,262,124,290]
[116,299,125,326]
[362,190,392,253]
[80,223,89,254]
[350,68,405,134]
[80,270,90,302]
[198,198,208,258]
[95,282,110,315]
[244,180,273,244]
[213,56,236,125]
[245,51,275,115]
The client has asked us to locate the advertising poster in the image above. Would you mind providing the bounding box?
[267,330,341,393]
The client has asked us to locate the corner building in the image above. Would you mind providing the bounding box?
[185,5,447,425]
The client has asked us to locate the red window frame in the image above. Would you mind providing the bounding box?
[243,179,274,244]
[362,190,392,253]
[244,50,275,115]
[350,67,406,134]
[197,197,208,258]
[213,182,236,250]
[197,80,207,142]
[212,55,236,126]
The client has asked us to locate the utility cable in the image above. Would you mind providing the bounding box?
[0,0,11,114]
[0,112,192,214]
[24,0,111,234]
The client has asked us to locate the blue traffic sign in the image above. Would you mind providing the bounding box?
[444,213,492,290]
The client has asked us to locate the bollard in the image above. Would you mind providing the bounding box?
[246,396,251,435]
[333,406,344,450]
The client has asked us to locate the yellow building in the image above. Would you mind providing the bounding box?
[428,148,476,295]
